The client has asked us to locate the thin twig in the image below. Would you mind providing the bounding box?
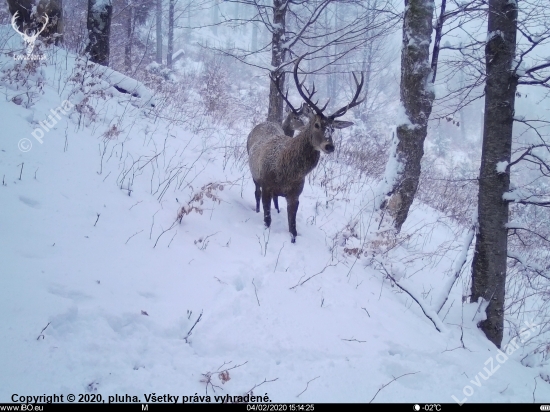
[252,278,260,306]
[184,310,203,343]
[125,229,144,244]
[153,221,177,248]
[129,200,143,210]
[274,242,286,272]
[378,262,443,332]
[296,376,320,397]
[290,262,338,289]
[244,377,279,396]
[167,230,178,248]
[369,372,420,403]
[37,322,51,340]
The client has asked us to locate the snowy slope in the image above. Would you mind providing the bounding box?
[1,41,549,404]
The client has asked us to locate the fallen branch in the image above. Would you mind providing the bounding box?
[290,262,338,290]
[184,310,203,343]
[37,322,51,340]
[296,376,320,397]
[369,371,419,403]
[377,261,445,332]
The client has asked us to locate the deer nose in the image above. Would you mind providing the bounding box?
[325,144,335,153]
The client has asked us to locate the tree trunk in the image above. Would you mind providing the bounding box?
[251,22,258,52]
[85,0,112,66]
[167,0,174,68]
[124,2,133,72]
[156,0,162,64]
[267,0,287,123]
[381,0,435,232]
[211,0,218,36]
[471,0,518,348]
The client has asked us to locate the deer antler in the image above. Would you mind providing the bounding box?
[293,55,328,117]
[270,72,301,114]
[329,72,365,119]
[293,54,365,119]
[270,70,316,116]
[11,11,24,36]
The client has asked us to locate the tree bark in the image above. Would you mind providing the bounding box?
[124,2,133,72]
[85,0,112,66]
[267,0,288,123]
[381,0,435,232]
[471,0,518,348]
[167,0,174,68]
[156,0,162,64]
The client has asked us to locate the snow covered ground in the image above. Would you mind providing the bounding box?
[1,39,549,404]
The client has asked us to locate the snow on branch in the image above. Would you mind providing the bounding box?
[508,252,550,281]
[434,221,476,314]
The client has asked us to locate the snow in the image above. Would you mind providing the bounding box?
[487,31,503,43]
[1,32,550,405]
[496,161,509,174]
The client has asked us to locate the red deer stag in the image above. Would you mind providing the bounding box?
[247,95,312,214]
[247,56,364,243]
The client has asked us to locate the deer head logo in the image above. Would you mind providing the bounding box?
[11,11,49,56]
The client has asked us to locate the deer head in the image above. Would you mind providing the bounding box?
[11,11,49,56]
[277,55,364,153]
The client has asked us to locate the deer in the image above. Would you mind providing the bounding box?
[11,11,49,56]
[247,55,364,243]
[247,99,312,214]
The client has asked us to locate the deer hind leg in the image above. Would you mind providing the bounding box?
[286,196,299,243]
[273,196,280,213]
[254,181,261,213]
[262,189,272,228]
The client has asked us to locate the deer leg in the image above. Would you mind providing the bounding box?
[262,189,272,228]
[286,196,299,243]
[254,181,261,213]
[273,196,280,213]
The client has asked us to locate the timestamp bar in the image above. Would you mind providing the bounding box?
[0,403,544,411]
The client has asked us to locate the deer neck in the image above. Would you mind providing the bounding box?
[281,116,294,137]
[278,128,320,181]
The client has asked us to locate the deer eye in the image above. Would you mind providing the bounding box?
[315,123,320,129]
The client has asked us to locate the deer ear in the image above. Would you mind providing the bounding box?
[333,120,354,129]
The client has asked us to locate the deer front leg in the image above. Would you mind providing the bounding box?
[286,196,299,243]
[262,189,272,228]
[254,181,261,213]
